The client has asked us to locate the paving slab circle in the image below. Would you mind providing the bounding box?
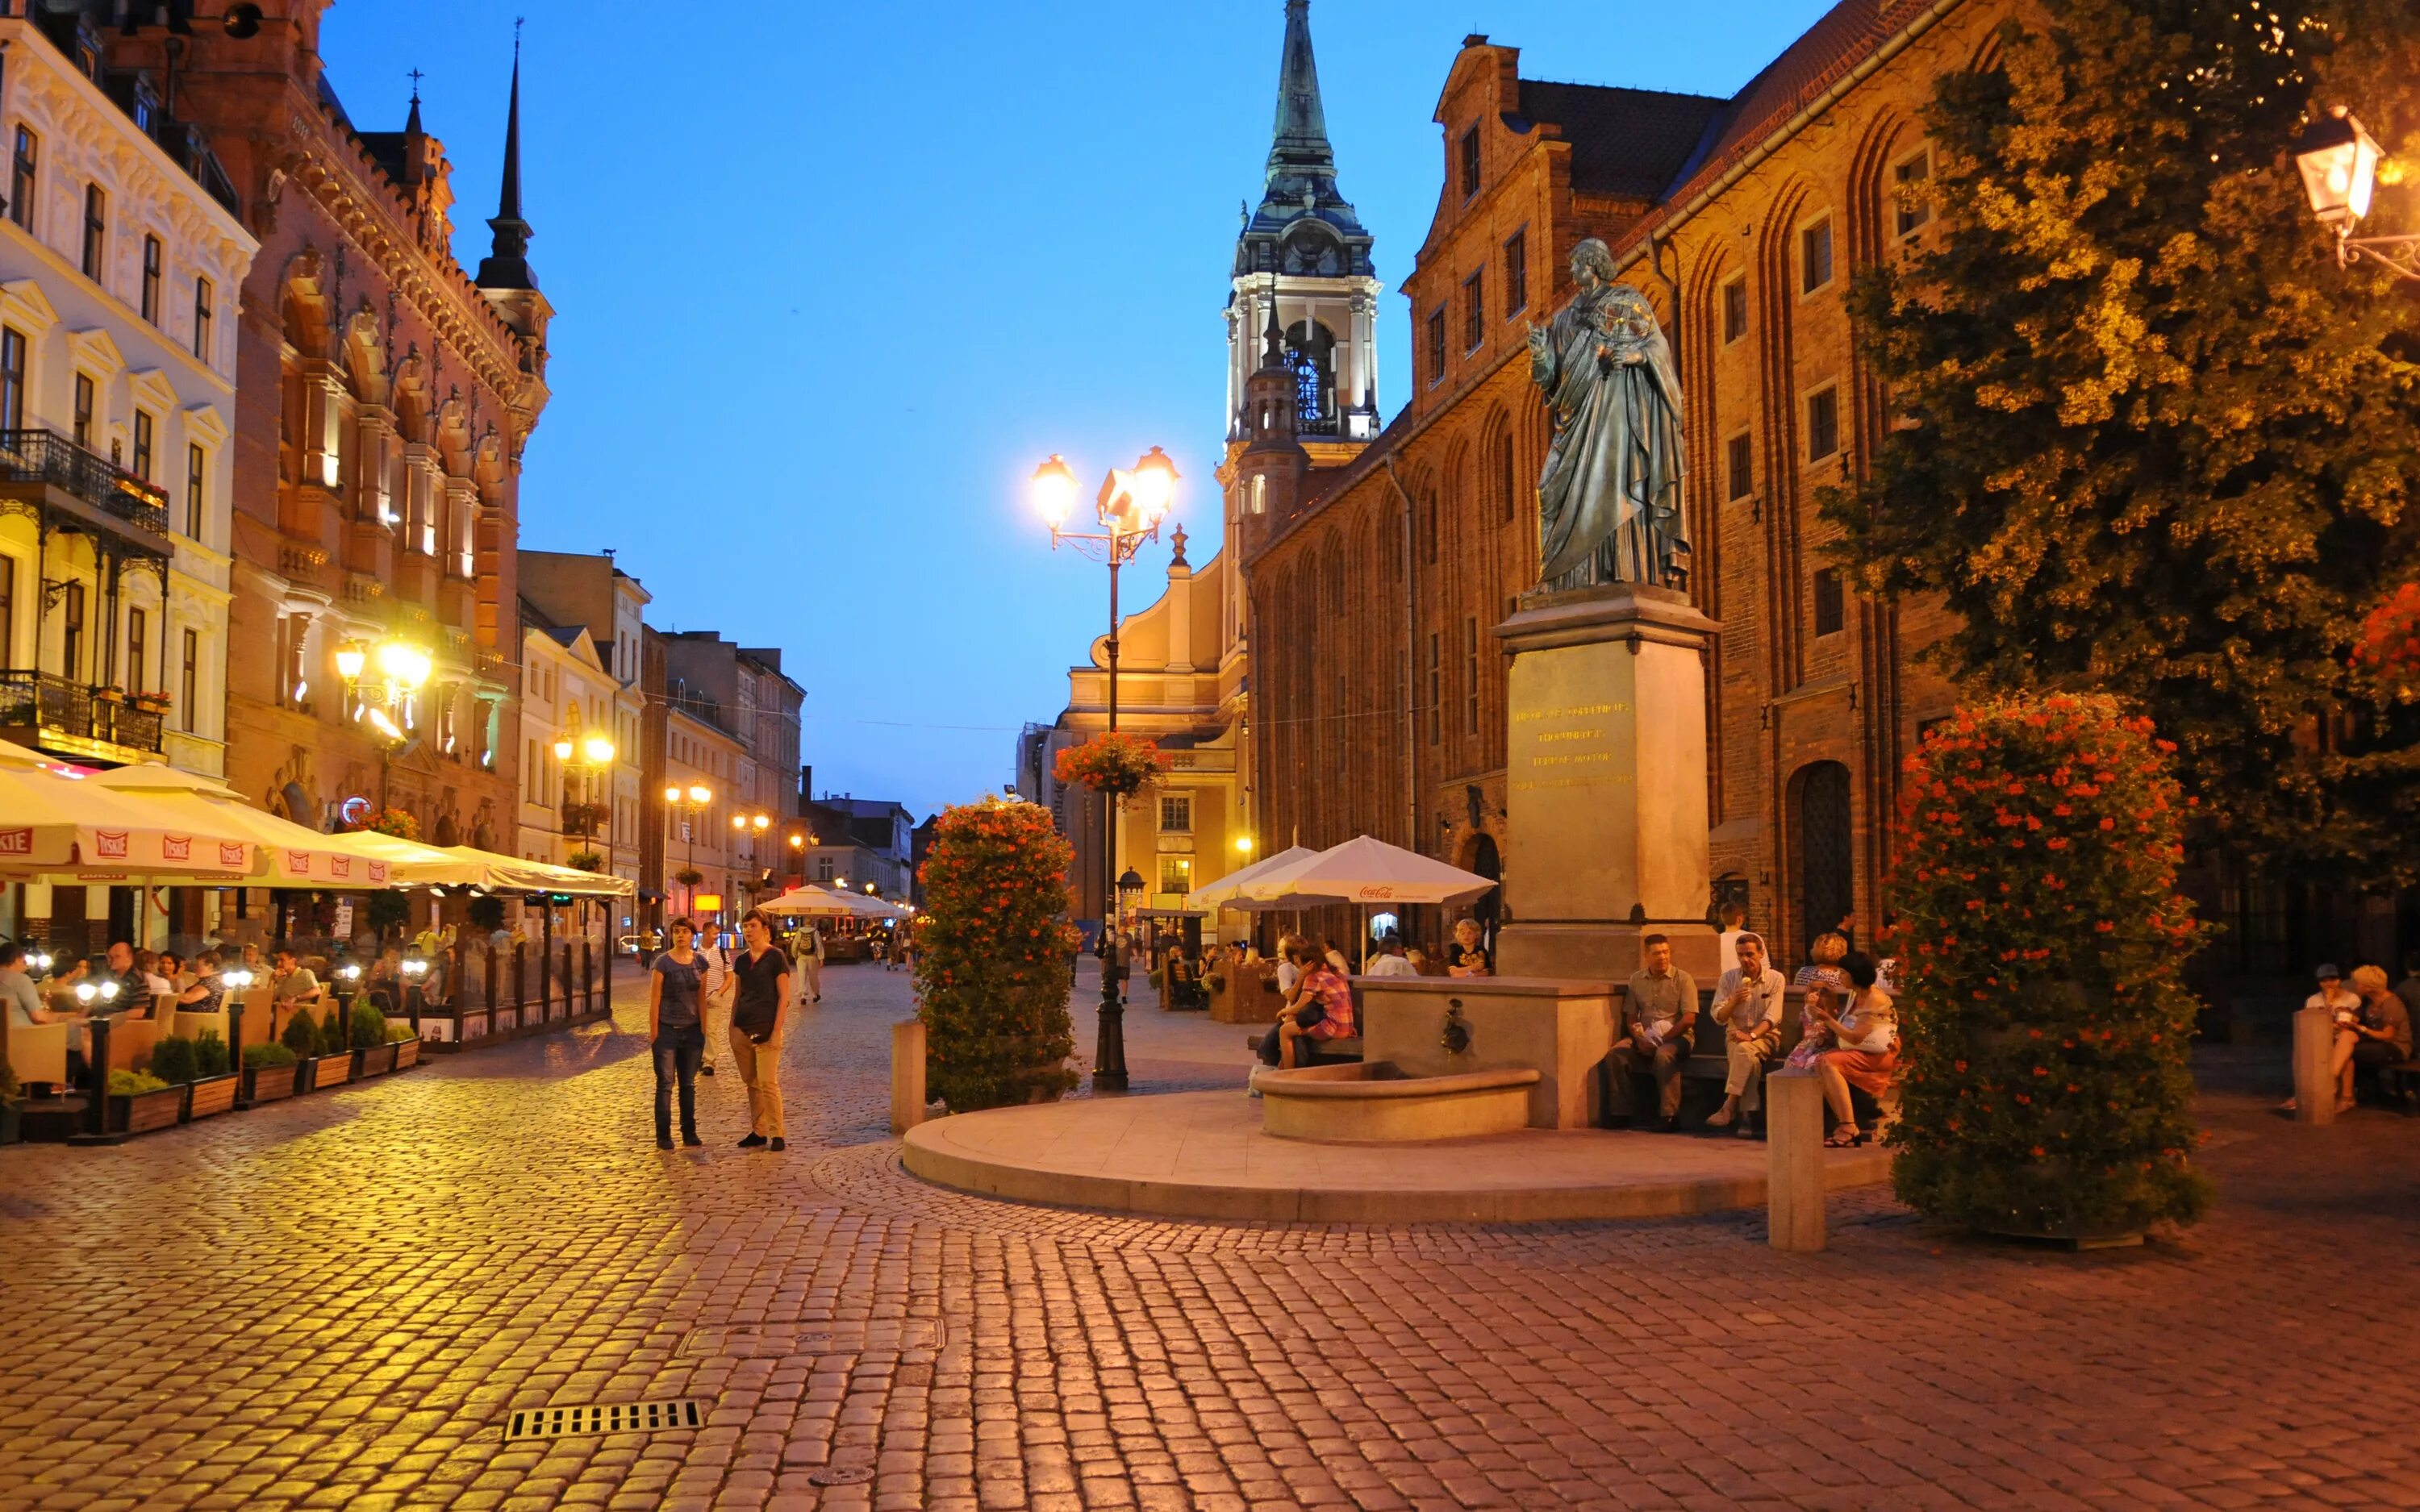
[902,1088,1891,1222]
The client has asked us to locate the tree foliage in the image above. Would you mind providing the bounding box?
[913,798,1080,1112]
[1887,695,2212,1234]
[1825,0,2420,885]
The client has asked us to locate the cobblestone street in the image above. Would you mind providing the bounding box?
[2,962,2416,1512]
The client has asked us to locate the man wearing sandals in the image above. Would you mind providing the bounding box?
[1704,931,1787,1136]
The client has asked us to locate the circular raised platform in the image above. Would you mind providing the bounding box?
[901,1089,1892,1224]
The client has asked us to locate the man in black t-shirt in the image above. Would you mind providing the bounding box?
[726,910,794,1151]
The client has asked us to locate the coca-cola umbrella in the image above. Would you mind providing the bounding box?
[1237,835,1496,970]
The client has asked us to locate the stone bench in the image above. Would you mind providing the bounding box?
[1241,1031,1363,1066]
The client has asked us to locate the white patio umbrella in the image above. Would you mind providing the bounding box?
[0,759,258,879]
[755,886,862,918]
[1239,835,1498,969]
[1182,845,1320,913]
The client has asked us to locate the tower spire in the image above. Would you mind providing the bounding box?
[1266,0,1335,192]
[475,19,537,291]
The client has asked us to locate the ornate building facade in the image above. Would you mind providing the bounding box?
[1239,1,2007,964]
[101,2,549,851]
[0,6,256,779]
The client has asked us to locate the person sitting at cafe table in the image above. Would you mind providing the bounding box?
[60,939,151,1008]
[174,951,231,1013]
[2,942,88,1090]
[271,948,324,1008]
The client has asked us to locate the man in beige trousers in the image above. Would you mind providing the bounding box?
[726,911,794,1151]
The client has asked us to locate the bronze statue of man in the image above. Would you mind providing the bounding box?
[1524,237,1689,592]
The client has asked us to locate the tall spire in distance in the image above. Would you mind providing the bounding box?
[1265,0,1336,194]
[475,20,537,292]
[1232,0,1371,281]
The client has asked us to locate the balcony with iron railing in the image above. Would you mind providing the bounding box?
[0,428,173,556]
[0,670,166,763]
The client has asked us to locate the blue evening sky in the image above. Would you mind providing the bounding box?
[320,0,1834,819]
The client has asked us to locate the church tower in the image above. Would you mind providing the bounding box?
[1225,0,1380,448]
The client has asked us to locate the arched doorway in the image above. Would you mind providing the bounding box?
[1793,761,1854,957]
[1470,832,1502,950]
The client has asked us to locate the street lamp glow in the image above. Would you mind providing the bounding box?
[687,784,711,805]
[1235,835,1254,854]
[1129,445,1179,522]
[2296,106,2381,230]
[787,833,803,848]
[732,813,749,831]
[753,814,770,831]
[335,643,367,682]
[582,735,616,765]
[663,785,682,805]
[552,736,574,761]
[375,640,432,690]
[1032,453,1079,530]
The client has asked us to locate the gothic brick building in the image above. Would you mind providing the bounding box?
[99,2,548,852]
[1234,0,2012,965]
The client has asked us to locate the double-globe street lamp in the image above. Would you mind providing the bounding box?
[554,731,618,868]
[335,635,433,811]
[664,783,714,921]
[2293,105,2417,280]
[731,810,773,906]
[1031,444,1179,1093]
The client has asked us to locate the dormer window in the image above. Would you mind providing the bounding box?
[1458,127,1480,201]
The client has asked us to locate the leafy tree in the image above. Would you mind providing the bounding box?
[1887,695,2212,1235]
[1825,0,2420,886]
[913,797,1079,1111]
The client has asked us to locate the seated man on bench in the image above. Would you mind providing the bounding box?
[1609,934,1698,1131]
[1705,931,1788,1135]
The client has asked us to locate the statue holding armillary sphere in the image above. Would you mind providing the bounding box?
[1524,237,1690,592]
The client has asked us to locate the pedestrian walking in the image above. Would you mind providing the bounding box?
[798,925,824,1003]
[727,910,793,1152]
[692,927,731,1077]
[647,918,707,1150]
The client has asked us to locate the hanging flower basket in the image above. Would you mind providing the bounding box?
[344,807,420,840]
[565,850,605,873]
[1054,731,1172,797]
[674,868,705,889]
[2351,582,2420,701]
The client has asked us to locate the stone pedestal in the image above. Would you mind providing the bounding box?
[2293,1005,2336,1127]
[1356,976,1617,1129]
[891,1020,928,1134]
[1494,584,1721,983]
[1765,1068,1826,1252]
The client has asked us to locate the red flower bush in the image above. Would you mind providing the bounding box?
[1053,731,1172,797]
[912,796,1079,1111]
[2351,582,2420,698]
[343,807,419,841]
[1886,694,2212,1235]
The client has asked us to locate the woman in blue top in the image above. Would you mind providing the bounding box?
[648,918,707,1149]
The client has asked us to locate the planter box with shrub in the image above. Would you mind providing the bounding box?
[302,1052,350,1093]
[389,1024,420,1071]
[352,1042,397,1077]
[185,1073,239,1121]
[105,1071,183,1135]
[240,1043,298,1103]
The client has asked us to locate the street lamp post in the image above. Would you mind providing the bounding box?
[663,783,713,918]
[553,731,618,865]
[731,810,771,906]
[2294,106,2418,280]
[336,635,432,812]
[1032,445,1179,1093]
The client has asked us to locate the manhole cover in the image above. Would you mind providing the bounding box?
[809,1465,874,1486]
[505,1398,703,1442]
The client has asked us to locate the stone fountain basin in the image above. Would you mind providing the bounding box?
[1258,1061,1543,1143]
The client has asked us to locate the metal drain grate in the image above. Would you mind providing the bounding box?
[505,1398,703,1442]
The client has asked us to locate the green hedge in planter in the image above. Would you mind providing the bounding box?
[383,1020,416,1043]
[148,1035,198,1086]
[107,1069,170,1097]
[194,1030,231,1079]
[242,1042,298,1070]
[1886,694,2213,1236]
[348,1002,388,1049]
[279,1006,320,1058]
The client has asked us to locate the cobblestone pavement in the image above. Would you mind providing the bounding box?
[2,962,2417,1512]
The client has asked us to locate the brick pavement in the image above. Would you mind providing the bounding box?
[1,961,2416,1511]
